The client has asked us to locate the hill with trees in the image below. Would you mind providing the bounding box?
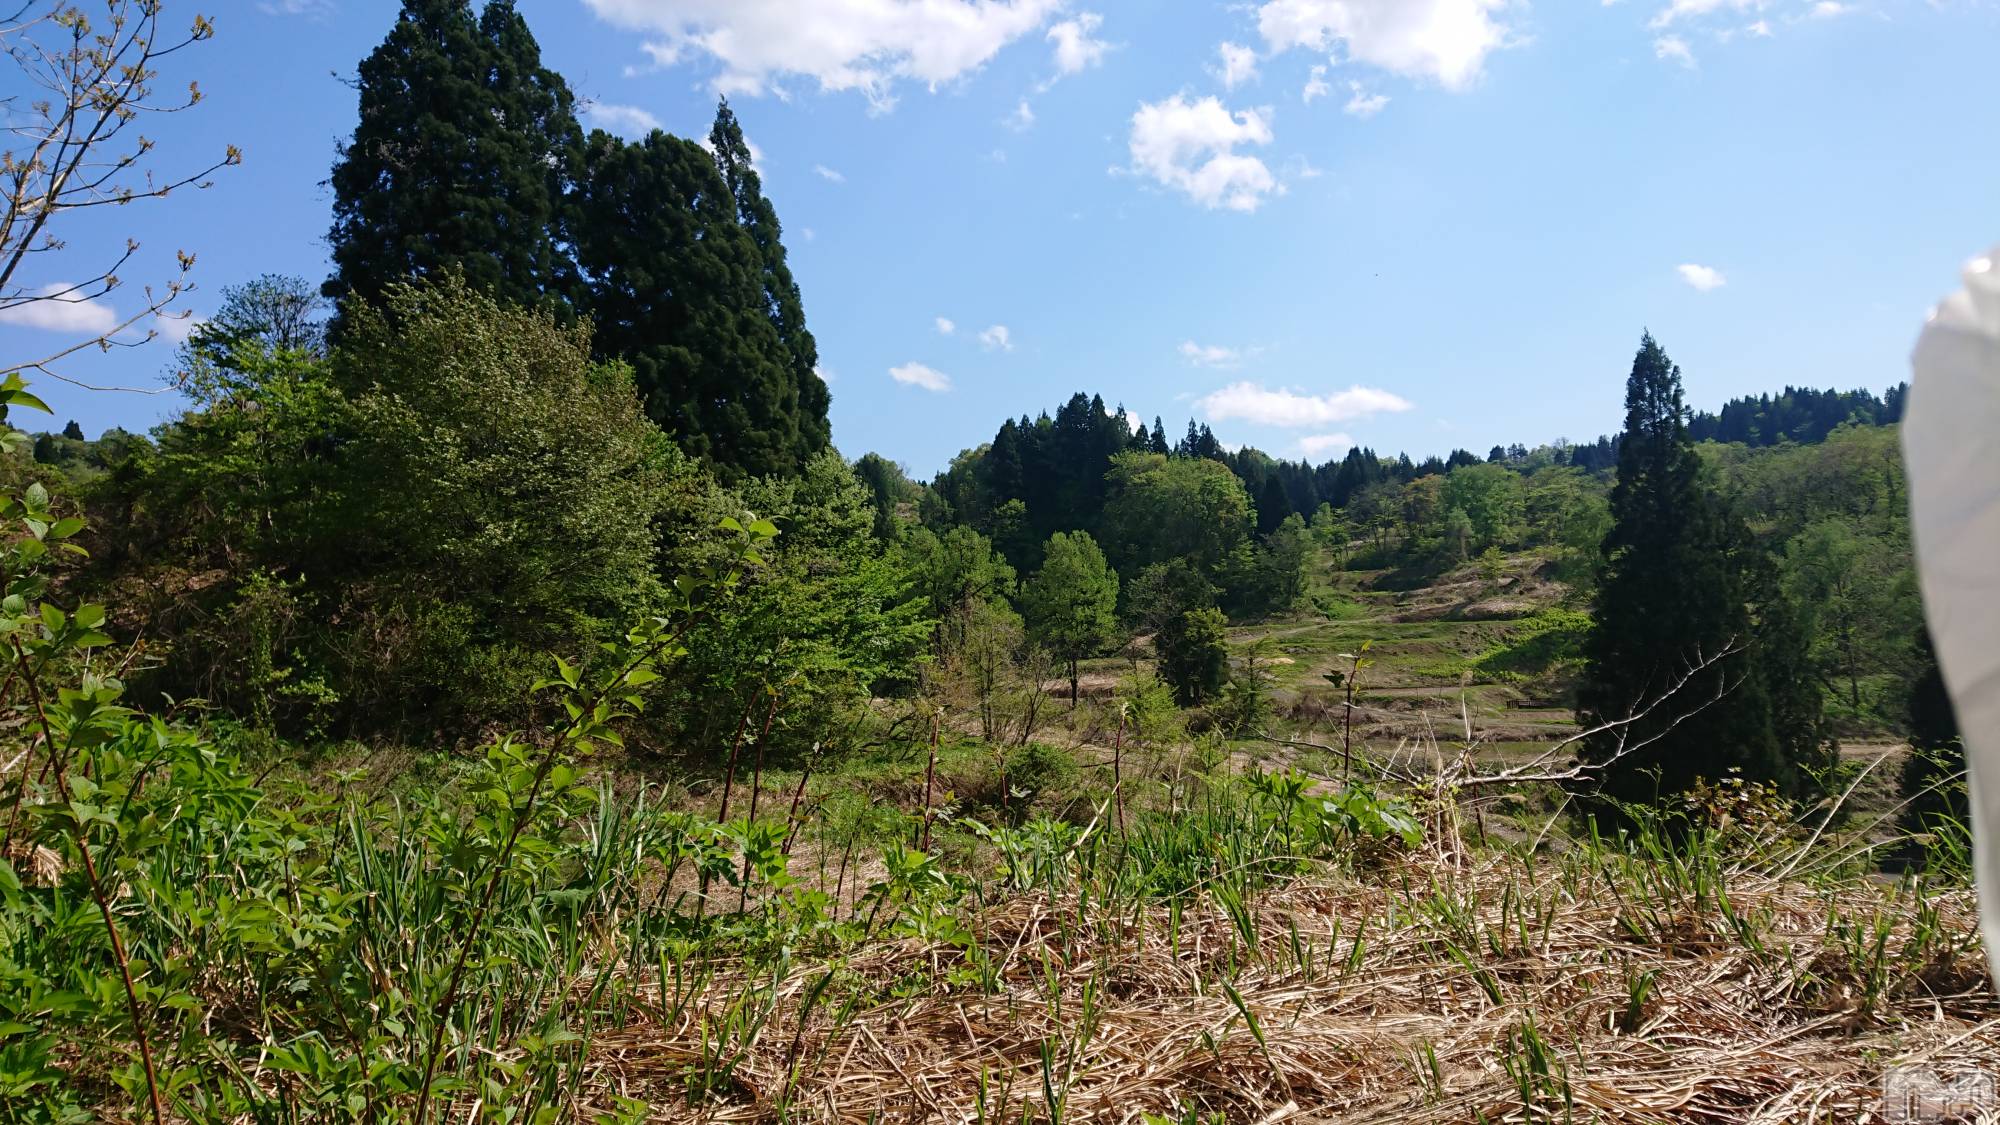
[0,2,1975,1121]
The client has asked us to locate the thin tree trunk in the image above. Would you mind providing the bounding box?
[920,711,940,851]
[780,764,813,857]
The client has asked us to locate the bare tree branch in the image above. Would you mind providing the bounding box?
[0,1,236,386]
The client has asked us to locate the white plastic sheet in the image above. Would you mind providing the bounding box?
[1906,246,2000,986]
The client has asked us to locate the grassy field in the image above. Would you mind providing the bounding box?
[12,546,1992,1123]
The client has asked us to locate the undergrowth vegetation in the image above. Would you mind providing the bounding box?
[1,409,1988,1119]
[0,3,1979,1121]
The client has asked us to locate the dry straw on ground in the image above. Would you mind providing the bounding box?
[562,843,1999,1123]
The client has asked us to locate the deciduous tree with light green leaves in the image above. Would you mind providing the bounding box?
[1101,451,1254,581]
[1023,530,1121,708]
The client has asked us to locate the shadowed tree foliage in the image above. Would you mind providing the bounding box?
[1256,473,1292,536]
[1899,625,1966,837]
[854,452,919,540]
[1156,606,1229,707]
[572,129,808,481]
[325,0,581,326]
[1577,334,1829,811]
[709,100,831,461]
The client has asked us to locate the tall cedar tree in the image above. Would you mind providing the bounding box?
[1256,473,1292,536]
[708,101,831,462]
[1576,334,1827,810]
[325,0,580,326]
[573,130,806,481]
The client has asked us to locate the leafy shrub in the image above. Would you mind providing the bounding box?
[91,277,685,739]
[1004,742,1078,804]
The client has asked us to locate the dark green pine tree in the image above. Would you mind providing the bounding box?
[1256,473,1292,537]
[1149,417,1170,455]
[1576,334,1825,811]
[707,100,830,466]
[325,0,581,326]
[1899,625,1966,837]
[572,130,804,480]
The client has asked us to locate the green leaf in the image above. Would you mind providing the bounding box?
[3,388,50,415]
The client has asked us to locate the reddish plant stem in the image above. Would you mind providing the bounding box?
[12,639,164,1125]
[780,762,813,857]
[739,690,782,909]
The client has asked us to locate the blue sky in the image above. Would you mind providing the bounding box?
[4,0,1996,476]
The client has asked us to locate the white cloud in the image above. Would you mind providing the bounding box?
[1677,262,1727,290]
[1047,11,1108,76]
[814,363,836,383]
[1807,1,1852,17]
[813,163,846,182]
[1746,18,1773,35]
[585,102,663,137]
[0,284,118,334]
[1005,98,1036,132]
[1179,340,1245,368]
[1302,63,1331,103]
[1343,82,1389,117]
[935,316,956,335]
[1298,432,1356,459]
[1254,0,1514,90]
[1653,34,1696,65]
[978,324,1014,351]
[582,0,1065,107]
[1214,41,1260,90]
[1128,95,1280,213]
[155,310,203,345]
[1280,153,1324,181]
[1197,381,1414,427]
[889,361,952,392]
[1103,400,1147,434]
[1647,0,1762,30]
[258,0,335,16]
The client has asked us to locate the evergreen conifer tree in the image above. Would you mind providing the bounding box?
[572,130,804,480]
[325,0,580,325]
[1256,473,1292,537]
[1577,334,1825,809]
[1899,625,1966,836]
[707,100,830,463]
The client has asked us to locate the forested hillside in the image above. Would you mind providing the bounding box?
[0,2,1978,1122]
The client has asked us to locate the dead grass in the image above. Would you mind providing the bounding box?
[559,840,1996,1123]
